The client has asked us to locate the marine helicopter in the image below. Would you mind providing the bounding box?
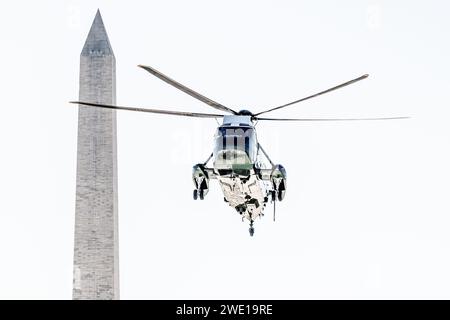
[71,65,407,236]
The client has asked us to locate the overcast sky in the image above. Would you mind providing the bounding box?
[1,0,449,299]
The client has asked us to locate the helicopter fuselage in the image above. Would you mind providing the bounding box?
[192,115,287,232]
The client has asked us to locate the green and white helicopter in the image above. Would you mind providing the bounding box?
[72,65,407,236]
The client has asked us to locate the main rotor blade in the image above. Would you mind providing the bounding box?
[256,116,409,121]
[254,74,369,116]
[70,101,225,118]
[138,64,238,115]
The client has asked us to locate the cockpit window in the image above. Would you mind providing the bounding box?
[213,126,257,169]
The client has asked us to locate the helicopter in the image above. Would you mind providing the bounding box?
[71,65,407,236]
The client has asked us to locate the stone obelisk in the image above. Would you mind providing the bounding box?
[73,10,119,300]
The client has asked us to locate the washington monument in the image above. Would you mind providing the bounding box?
[73,10,119,300]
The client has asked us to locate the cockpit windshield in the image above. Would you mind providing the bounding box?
[213,126,257,170]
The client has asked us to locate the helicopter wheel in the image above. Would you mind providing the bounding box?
[277,191,283,202]
[193,189,198,200]
[199,189,204,200]
[249,221,255,237]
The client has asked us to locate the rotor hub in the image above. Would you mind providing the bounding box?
[237,109,253,116]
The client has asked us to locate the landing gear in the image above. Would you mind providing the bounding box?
[249,221,255,237]
[277,191,283,201]
[270,190,277,222]
[193,189,205,200]
[271,164,287,202]
[192,163,210,201]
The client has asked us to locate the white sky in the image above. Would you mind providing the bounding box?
[0,0,449,299]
